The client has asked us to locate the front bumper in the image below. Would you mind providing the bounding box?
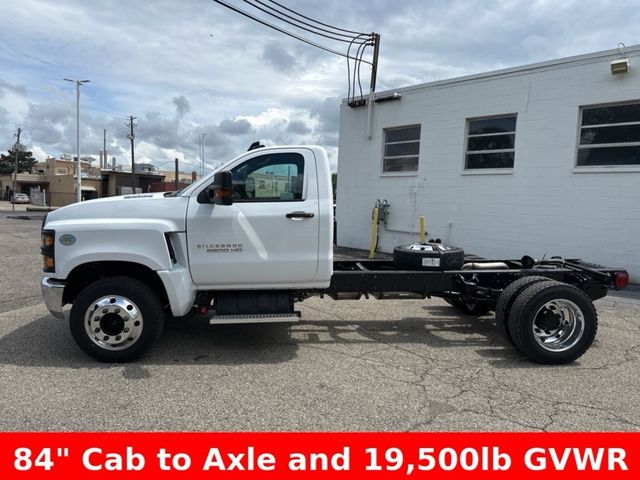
[41,276,66,319]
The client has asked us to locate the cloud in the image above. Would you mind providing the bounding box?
[22,102,73,151]
[137,111,184,149]
[172,95,190,119]
[308,96,341,134]
[0,106,9,129]
[29,122,63,145]
[1,0,638,174]
[219,118,252,135]
[287,119,311,135]
[262,42,298,74]
[0,78,27,96]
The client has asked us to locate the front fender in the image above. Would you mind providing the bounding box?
[47,220,176,279]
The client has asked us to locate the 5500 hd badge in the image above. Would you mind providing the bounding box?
[197,243,243,253]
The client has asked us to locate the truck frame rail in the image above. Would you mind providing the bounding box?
[328,257,624,304]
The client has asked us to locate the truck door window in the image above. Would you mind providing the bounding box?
[230,152,304,202]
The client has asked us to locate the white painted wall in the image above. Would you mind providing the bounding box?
[337,46,640,281]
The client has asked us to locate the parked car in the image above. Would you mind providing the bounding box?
[11,193,30,204]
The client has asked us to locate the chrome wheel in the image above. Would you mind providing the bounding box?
[84,295,143,351]
[532,299,585,352]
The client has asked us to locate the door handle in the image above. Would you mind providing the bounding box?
[286,211,315,219]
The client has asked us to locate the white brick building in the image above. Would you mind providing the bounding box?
[337,45,640,281]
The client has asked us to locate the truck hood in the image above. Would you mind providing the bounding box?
[44,193,188,231]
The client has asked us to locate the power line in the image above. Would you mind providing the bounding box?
[243,0,363,43]
[211,0,372,63]
[352,41,369,102]
[346,34,370,102]
[212,0,380,115]
[266,0,368,36]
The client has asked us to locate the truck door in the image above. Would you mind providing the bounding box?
[186,148,320,287]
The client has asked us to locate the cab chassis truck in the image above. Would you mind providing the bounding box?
[40,146,630,364]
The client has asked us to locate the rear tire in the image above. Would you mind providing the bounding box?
[69,276,164,362]
[507,282,597,364]
[495,276,559,344]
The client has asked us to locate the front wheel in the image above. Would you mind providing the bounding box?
[507,282,597,364]
[69,276,164,362]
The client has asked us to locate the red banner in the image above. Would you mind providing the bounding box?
[0,432,637,479]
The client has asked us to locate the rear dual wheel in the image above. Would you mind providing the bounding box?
[506,282,597,364]
[495,276,559,344]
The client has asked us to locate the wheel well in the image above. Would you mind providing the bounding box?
[63,261,170,308]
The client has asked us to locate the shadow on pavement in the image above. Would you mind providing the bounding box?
[0,304,533,368]
[0,313,299,368]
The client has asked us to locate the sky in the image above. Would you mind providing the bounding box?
[1,0,639,174]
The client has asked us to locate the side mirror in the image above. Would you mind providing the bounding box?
[209,171,233,205]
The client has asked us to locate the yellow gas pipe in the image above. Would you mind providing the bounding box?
[368,207,379,259]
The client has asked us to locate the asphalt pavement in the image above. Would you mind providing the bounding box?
[0,214,639,431]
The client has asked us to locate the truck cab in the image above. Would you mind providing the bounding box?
[183,146,333,289]
[41,146,333,361]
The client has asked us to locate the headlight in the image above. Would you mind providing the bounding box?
[41,230,55,273]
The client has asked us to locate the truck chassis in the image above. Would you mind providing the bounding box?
[328,256,617,302]
[45,250,628,365]
[318,254,627,365]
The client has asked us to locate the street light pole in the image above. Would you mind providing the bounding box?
[200,133,207,178]
[64,78,90,203]
[11,127,23,213]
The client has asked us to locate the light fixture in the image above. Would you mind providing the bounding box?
[375,92,402,103]
[611,43,630,75]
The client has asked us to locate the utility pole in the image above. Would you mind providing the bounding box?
[126,116,137,192]
[103,128,107,169]
[11,127,23,213]
[366,33,381,140]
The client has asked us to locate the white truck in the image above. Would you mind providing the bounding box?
[41,145,629,364]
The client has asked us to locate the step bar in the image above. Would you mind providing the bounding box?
[209,312,301,325]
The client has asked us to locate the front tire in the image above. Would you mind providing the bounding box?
[507,282,597,364]
[69,276,164,362]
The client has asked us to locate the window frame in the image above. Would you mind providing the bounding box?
[380,124,421,176]
[463,113,517,173]
[229,152,306,203]
[574,100,640,172]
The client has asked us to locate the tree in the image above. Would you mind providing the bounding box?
[0,149,36,175]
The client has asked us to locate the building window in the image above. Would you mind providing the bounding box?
[465,115,517,169]
[577,102,640,167]
[383,125,421,173]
